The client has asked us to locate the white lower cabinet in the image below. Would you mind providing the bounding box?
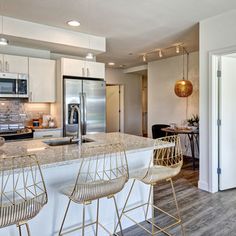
[29,58,56,102]
[33,129,62,139]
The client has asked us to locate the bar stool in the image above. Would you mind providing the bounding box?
[58,143,129,236]
[0,154,48,235]
[117,135,184,235]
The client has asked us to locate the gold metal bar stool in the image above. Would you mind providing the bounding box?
[116,135,185,236]
[0,154,48,236]
[58,143,129,236]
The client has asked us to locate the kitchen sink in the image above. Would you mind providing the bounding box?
[43,138,94,146]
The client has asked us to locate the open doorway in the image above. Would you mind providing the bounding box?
[106,84,124,133]
[142,75,148,137]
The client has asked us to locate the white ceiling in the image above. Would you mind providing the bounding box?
[1,0,236,68]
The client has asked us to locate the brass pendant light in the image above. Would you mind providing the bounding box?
[174,47,193,97]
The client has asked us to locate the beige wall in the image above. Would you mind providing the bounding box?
[105,68,142,136]
[147,51,199,137]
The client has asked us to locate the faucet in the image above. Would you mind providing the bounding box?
[69,104,82,144]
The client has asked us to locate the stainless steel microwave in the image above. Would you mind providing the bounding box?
[0,72,28,98]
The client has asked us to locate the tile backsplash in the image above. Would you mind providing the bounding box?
[0,99,50,127]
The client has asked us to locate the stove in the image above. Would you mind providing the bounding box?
[0,124,33,141]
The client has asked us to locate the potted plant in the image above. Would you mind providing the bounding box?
[187,114,199,129]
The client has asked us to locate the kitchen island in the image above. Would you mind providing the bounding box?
[0,133,156,236]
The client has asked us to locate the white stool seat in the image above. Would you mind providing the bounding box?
[62,176,127,203]
[140,165,181,185]
[0,194,46,227]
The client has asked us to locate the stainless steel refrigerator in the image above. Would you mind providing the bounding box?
[63,77,106,137]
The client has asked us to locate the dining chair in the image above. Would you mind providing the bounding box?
[152,124,170,139]
[116,135,184,235]
[58,143,129,236]
[0,154,48,236]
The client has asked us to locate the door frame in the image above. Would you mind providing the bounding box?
[106,84,125,133]
[209,45,236,193]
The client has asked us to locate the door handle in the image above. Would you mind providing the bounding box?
[86,68,89,77]
[82,67,85,77]
[83,93,87,135]
[79,93,84,134]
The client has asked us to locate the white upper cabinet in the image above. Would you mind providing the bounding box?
[62,58,105,79]
[62,58,85,77]
[29,58,56,103]
[0,54,28,74]
[85,61,105,79]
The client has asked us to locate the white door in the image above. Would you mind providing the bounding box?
[29,58,55,102]
[219,55,236,190]
[3,55,28,74]
[106,85,120,132]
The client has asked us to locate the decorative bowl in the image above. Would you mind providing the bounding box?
[0,137,5,147]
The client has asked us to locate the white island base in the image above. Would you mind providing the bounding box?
[1,133,155,236]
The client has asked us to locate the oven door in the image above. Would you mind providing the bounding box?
[0,73,18,97]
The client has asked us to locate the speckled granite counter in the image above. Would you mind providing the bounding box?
[0,132,155,169]
[0,132,156,236]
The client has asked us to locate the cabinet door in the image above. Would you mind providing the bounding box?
[0,54,3,72]
[3,55,28,74]
[85,61,105,79]
[29,58,56,102]
[33,130,62,139]
[62,58,85,77]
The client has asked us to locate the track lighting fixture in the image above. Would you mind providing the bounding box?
[143,54,147,62]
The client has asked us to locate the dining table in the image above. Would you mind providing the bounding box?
[161,127,199,170]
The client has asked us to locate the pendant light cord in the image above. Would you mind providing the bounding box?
[182,46,185,80]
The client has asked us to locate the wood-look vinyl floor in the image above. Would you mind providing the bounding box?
[119,158,236,235]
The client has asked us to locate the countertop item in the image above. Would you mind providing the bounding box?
[28,126,60,131]
[0,132,155,169]
[0,137,4,146]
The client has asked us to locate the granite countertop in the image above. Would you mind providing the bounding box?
[0,132,155,169]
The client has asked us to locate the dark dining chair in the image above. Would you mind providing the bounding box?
[152,124,170,139]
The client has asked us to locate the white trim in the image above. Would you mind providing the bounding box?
[208,45,236,193]
[198,180,209,192]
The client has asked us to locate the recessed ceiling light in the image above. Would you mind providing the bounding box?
[67,20,80,27]
[0,37,8,46]
[108,62,115,66]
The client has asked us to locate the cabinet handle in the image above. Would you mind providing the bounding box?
[29,91,33,101]
[42,135,53,138]
[87,68,89,77]
[82,67,85,77]
[5,61,9,72]
[0,60,2,72]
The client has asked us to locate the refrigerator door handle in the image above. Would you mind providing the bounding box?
[83,93,87,135]
[79,93,84,134]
